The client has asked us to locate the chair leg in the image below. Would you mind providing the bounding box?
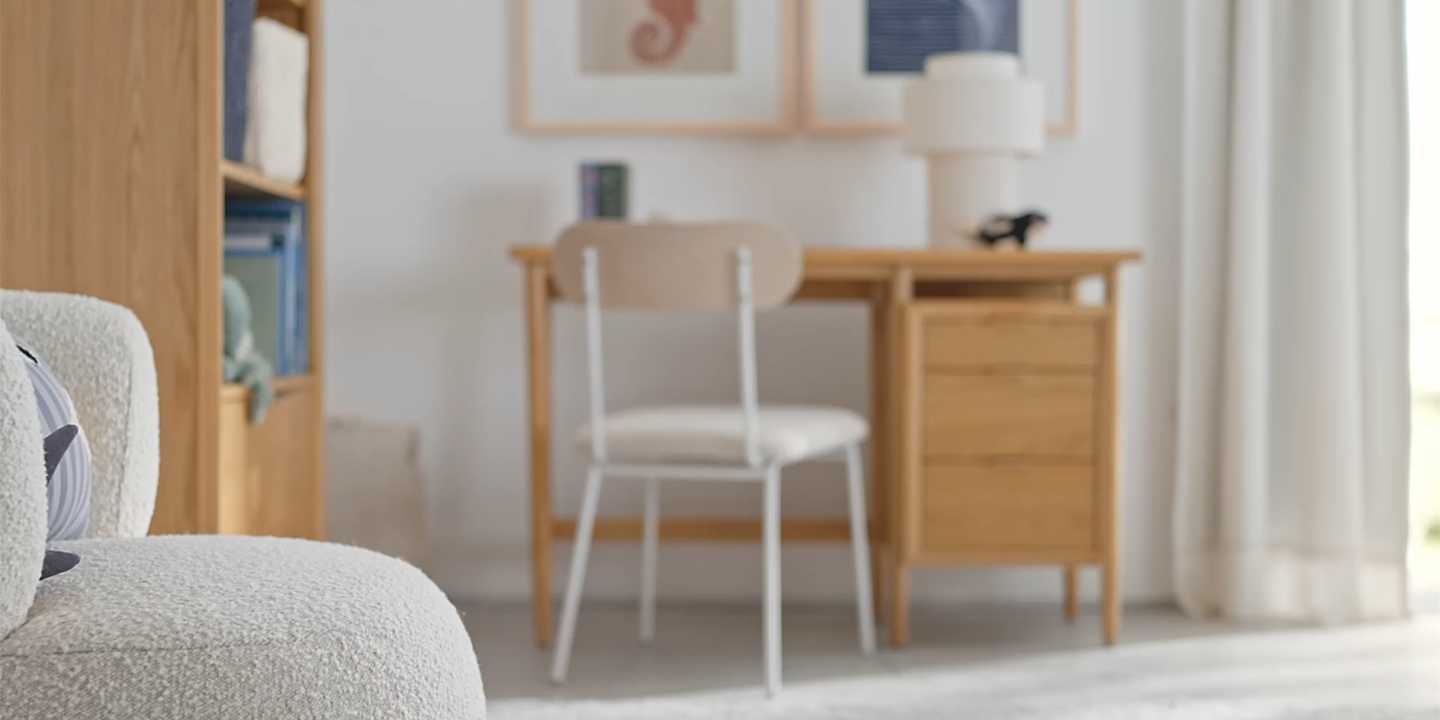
[844,444,878,655]
[551,466,605,684]
[639,476,659,643]
[762,466,782,697]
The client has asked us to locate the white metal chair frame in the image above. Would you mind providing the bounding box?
[550,245,877,697]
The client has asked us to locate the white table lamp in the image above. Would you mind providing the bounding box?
[903,52,1044,248]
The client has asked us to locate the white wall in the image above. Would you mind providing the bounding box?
[324,0,1185,605]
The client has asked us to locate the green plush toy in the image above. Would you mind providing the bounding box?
[222,275,274,424]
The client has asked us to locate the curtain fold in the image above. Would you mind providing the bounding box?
[1173,0,1411,623]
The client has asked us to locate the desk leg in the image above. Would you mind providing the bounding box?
[1100,269,1121,646]
[868,293,889,624]
[1063,565,1079,622]
[526,264,554,648]
[889,563,911,647]
[1067,279,1087,626]
[887,272,916,648]
[1103,563,1120,645]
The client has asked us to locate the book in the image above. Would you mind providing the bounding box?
[225,198,306,375]
[225,232,276,253]
[224,250,286,375]
[223,0,257,161]
[579,162,627,220]
[237,204,303,375]
[580,164,600,219]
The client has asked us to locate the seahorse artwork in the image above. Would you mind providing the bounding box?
[630,0,698,65]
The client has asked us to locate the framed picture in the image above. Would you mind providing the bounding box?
[514,0,799,135]
[801,0,1080,137]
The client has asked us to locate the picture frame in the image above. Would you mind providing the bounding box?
[513,0,800,136]
[800,0,1080,137]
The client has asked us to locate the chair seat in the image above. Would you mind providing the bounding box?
[577,405,868,465]
[0,535,485,720]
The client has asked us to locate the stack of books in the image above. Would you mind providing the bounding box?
[224,198,308,376]
[580,162,628,220]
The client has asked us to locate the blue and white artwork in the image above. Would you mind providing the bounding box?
[866,0,1020,74]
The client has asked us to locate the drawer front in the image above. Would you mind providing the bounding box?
[923,464,1095,551]
[923,373,1095,459]
[925,315,1099,372]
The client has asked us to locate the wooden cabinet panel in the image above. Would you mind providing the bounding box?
[923,464,1095,551]
[1,0,217,535]
[217,383,321,538]
[923,373,1095,459]
[924,313,1099,372]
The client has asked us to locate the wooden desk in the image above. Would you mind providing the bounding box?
[511,247,1140,648]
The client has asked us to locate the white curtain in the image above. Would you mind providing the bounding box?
[1173,0,1411,622]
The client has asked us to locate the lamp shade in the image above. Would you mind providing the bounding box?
[902,53,1044,155]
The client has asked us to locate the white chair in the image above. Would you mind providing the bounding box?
[548,222,877,697]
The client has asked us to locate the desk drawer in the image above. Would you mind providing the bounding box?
[923,464,1095,551]
[924,310,1100,372]
[923,373,1095,458]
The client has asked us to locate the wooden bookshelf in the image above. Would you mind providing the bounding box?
[0,0,326,540]
[222,160,306,201]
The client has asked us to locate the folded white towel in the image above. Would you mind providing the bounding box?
[244,17,309,185]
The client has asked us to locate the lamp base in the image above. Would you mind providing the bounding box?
[926,153,1021,249]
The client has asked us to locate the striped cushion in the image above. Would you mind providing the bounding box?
[17,344,91,541]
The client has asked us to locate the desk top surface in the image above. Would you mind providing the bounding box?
[511,245,1140,282]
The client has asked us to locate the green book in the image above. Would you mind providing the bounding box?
[225,254,283,370]
[597,164,627,219]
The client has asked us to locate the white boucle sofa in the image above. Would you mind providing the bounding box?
[0,290,485,719]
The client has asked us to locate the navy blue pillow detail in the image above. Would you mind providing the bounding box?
[44,425,78,482]
[41,550,79,580]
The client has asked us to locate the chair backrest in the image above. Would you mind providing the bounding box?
[553,221,802,311]
[0,290,159,539]
[553,222,801,467]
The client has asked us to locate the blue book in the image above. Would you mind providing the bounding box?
[225,228,292,374]
[580,164,600,219]
[225,220,300,374]
[225,199,306,375]
[223,0,257,161]
[293,236,308,373]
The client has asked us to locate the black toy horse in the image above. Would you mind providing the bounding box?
[977,211,1050,250]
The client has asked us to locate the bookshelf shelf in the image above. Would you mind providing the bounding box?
[258,0,307,31]
[222,160,306,200]
[221,374,315,403]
